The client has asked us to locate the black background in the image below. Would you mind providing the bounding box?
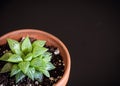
[0,0,120,86]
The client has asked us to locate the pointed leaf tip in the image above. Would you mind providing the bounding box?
[0,63,13,73]
[7,38,21,55]
[21,37,32,54]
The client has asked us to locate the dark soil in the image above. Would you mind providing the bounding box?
[0,38,65,86]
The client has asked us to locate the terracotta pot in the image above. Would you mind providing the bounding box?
[0,29,71,86]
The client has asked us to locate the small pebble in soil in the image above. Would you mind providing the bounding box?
[35,81,39,85]
[49,77,54,81]
[0,84,3,86]
[54,48,60,55]
[59,60,61,62]
[3,50,8,54]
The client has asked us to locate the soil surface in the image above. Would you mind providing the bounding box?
[0,38,65,86]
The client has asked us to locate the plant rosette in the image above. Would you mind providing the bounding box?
[0,37,55,83]
[0,29,71,86]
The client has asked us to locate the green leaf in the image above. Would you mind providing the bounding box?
[42,52,52,62]
[7,39,22,55]
[31,58,45,68]
[33,46,48,58]
[34,71,43,82]
[24,53,33,61]
[39,69,50,77]
[18,62,30,74]
[10,64,21,77]
[26,67,35,81]
[45,62,55,70]
[32,40,46,47]
[15,71,25,83]
[8,54,23,63]
[21,37,32,54]
[0,63,13,73]
[0,53,12,61]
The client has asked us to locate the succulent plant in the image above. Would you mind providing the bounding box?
[0,37,55,83]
